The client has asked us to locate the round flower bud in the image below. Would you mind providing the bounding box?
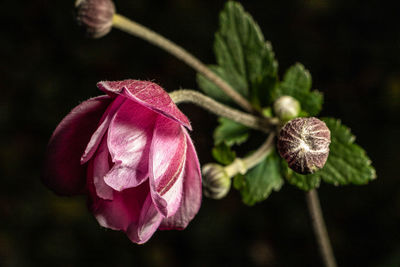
[277,117,331,174]
[273,96,301,122]
[75,0,116,38]
[202,163,231,199]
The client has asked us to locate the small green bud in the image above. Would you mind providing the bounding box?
[202,163,231,199]
[75,0,116,38]
[273,96,301,122]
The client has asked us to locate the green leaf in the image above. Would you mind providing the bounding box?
[212,143,236,165]
[196,65,247,104]
[276,63,323,116]
[284,163,321,191]
[214,117,250,146]
[318,117,376,185]
[234,151,284,206]
[284,117,376,191]
[196,1,278,108]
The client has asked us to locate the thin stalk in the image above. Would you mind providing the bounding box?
[225,133,275,177]
[306,189,337,267]
[170,90,278,133]
[112,14,254,113]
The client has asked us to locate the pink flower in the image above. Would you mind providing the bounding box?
[43,80,202,244]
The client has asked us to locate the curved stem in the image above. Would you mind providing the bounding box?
[112,13,254,113]
[242,133,275,169]
[306,189,337,267]
[225,133,275,177]
[170,90,278,133]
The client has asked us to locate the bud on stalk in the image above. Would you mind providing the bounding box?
[273,95,301,122]
[202,163,231,199]
[277,117,331,174]
[75,0,116,38]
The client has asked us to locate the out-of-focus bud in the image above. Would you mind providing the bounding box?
[277,117,331,174]
[202,163,231,199]
[75,0,116,38]
[273,96,301,122]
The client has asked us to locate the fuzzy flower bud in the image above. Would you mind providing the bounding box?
[273,96,301,122]
[277,117,331,174]
[75,0,116,38]
[202,163,231,199]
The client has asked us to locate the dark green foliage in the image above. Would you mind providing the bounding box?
[197,1,278,109]
[234,151,284,205]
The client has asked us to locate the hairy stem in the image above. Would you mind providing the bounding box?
[112,13,254,113]
[242,133,275,169]
[306,189,337,267]
[170,90,278,133]
[225,133,275,177]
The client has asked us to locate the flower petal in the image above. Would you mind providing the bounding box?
[81,95,126,164]
[87,175,150,231]
[88,174,162,244]
[43,95,112,196]
[149,116,187,218]
[159,130,202,230]
[97,80,191,130]
[126,194,163,244]
[104,100,156,191]
[91,133,113,200]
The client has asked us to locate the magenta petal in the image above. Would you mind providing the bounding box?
[104,101,156,191]
[91,134,113,200]
[88,178,150,231]
[97,80,191,130]
[160,130,202,230]
[127,195,163,244]
[81,95,126,164]
[43,95,112,196]
[149,116,186,218]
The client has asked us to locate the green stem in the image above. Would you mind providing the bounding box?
[112,13,254,113]
[306,189,337,267]
[170,90,278,133]
[225,133,275,177]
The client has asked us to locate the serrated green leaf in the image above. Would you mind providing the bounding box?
[196,65,247,104]
[285,165,321,191]
[197,1,278,108]
[283,117,376,191]
[276,63,323,116]
[318,117,376,185]
[212,143,236,165]
[214,117,250,146]
[234,151,284,206]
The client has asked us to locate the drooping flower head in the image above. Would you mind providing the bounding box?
[43,80,202,244]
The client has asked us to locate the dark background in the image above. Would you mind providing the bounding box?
[1,0,400,266]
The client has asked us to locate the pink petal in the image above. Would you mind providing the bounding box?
[90,133,113,200]
[126,194,163,244]
[88,176,163,244]
[97,80,191,130]
[149,116,187,218]
[87,176,150,232]
[81,95,126,164]
[160,130,202,230]
[43,95,112,196]
[104,100,156,191]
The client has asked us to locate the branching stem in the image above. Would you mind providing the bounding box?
[224,133,276,177]
[170,90,278,133]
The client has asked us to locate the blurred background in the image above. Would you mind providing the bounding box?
[1,0,400,266]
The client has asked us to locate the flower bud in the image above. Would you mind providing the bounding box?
[277,117,331,174]
[202,163,231,199]
[273,96,301,122]
[75,0,116,38]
